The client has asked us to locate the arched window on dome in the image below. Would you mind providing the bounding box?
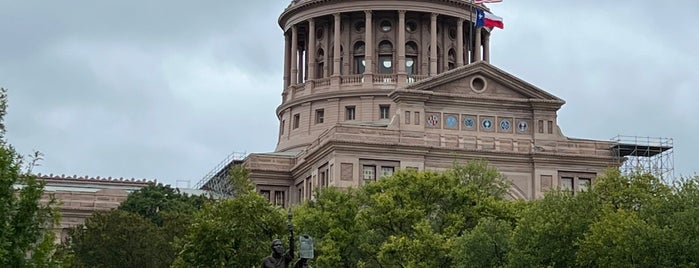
[405,41,418,75]
[317,48,325,78]
[378,40,393,74]
[353,41,365,74]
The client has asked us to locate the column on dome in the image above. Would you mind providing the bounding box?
[456,18,464,67]
[331,13,341,87]
[333,13,341,76]
[474,27,482,62]
[396,10,407,87]
[483,32,490,62]
[307,18,316,81]
[291,25,298,85]
[299,44,304,83]
[429,13,437,76]
[363,10,374,86]
[283,31,291,90]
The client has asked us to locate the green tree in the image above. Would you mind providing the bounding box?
[66,183,208,267]
[118,183,207,226]
[507,189,601,268]
[293,187,363,267]
[294,161,513,268]
[0,88,60,267]
[68,210,170,268]
[452,217,512,268]
[576,209,672,268]
[173,165,287,267]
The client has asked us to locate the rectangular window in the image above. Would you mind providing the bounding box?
[578,178,591,192]
[547,120,553,134]
[538,120,544,133]
[280,120,285,134]
[296,182,304,202]
[380,105,390,119]
[293,114,300,129]
[559,172,595,193]
[406,57,417,75]
[379,56,393,74]
[405,111,411,124]
[560,177,573,191]
[414,112,420,125]
[381,166,394,178]
[355,56,365,74]
[260,190,271,202]
[274,191,285,207]
[346,106,356,120]
[315,109,324,124]
[306,178,312,200]
[362,165,376,183]
[320,170,327,188]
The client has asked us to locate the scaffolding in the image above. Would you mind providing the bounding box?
[610,135,674,182]
[194,151,247,197]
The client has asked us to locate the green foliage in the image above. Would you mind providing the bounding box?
[118,183,207,226]
[293,187,362,268]
[68,210,170,268]
[173,165,287,267]
[507,189,601,268]
[0,88,60,267]
[452,217,512,268]
[577,209,672,267]
[67,183,209,267]
[294,161,512,268]
[174,191,287,267]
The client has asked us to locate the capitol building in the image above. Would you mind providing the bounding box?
[198,0,629,206]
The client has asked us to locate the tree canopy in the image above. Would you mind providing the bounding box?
[65,183,209,267]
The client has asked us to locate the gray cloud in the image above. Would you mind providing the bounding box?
[1,0,696,186]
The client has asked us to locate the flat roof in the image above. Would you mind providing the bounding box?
[611,143,672,157]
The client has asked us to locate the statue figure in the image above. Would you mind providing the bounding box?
[262,211,295,268]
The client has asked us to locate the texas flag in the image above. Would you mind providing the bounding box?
[476,8,504,29]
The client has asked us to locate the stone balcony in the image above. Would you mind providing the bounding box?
[285,74,429,102]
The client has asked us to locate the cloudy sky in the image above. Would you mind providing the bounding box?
[1,0,696,187]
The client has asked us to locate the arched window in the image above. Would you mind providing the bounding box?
[378,40,393,74]
[405,41,418,75]
[353,41,365,74]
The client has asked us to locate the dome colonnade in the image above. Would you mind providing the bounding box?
[279,0,492,99]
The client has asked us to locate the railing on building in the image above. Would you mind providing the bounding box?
[194,151,247,197]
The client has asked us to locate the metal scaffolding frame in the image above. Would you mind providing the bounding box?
[194,151,247,197]
[610,135,674,182]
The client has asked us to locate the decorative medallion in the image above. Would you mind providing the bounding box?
[482,119,493,130]
[463,117,475,129]
[446,115,457,128]
[500,119,511,131]
[426,114,440,127]
[517,121,528,133]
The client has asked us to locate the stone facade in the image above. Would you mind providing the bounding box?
[38,175,152,243]
[202,0,620,207]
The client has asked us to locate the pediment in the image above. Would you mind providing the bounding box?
[402,61,565,103]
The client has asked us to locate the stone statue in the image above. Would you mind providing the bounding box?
[262,211,295,268]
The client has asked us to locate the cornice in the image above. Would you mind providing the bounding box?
[279,0,490,31]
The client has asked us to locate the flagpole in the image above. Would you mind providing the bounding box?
[469,0,474,64]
